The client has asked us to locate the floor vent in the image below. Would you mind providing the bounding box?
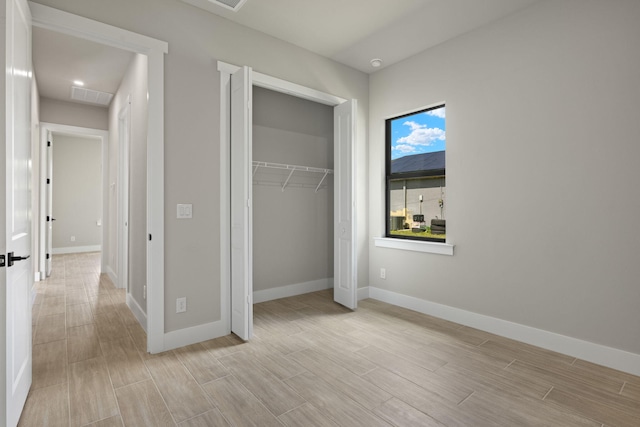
[208,0,247,12]
[70,86,114,106]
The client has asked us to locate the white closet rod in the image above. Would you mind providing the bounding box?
[252,161,333,192]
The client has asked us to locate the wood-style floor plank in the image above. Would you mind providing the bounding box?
[145,353,213,423]
[202,375,283,427]
[115,379,175,427]
[18,383,69,427]
[20,253,640,427]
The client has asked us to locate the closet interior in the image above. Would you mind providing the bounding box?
[252,86,334,303]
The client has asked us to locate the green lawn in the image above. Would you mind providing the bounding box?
[391,229,446,240]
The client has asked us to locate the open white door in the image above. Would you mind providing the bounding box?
[45,131,52,277]
[230,66,253,340]
[333,100,358,309]
[2,0,33,425]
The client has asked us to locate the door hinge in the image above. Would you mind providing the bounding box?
[46,178,50,184]
[0,255,4,267]
[47,140,51,147]
[46,215,50,222]
[46,253,50,260]
[149,233,152,241]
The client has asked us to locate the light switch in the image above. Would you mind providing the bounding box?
[177,203,193,219]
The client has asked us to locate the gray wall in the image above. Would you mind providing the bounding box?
[40,97,108,130]
[369,0,640,355]
[108,53,148,312]
[31,0,369,333]
[51,134,102,250]
[252,87,333,291]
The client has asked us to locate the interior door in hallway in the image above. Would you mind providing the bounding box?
[1,0,33,425]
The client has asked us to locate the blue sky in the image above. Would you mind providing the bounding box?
[390,106,445,160]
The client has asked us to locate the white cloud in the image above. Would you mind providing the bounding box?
[426,107,445,119]
[397,121,445,147]
[393,144,416,154]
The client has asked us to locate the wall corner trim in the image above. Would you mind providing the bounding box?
[368,287,640,376]
[126,293,148,333]
[163,321,228,352]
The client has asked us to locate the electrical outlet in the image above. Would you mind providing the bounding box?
[380,268,386,279]
[176,297,187,313]
[70,236,76,242]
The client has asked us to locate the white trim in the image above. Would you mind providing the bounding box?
[34,272,40,282]
[163,321,227,352]
[126,293,147,332]
[31,2,168,354]
[217,61,346,106]
[52,245,101,255]
[357,286,370,301]
[374,237,454,256]
[253,279,333,304]
[219,67,231,336]
[369,287,640,377]
[105,266,117,286]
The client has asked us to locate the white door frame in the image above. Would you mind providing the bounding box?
[38,123,108,277]
[30,2,168,353]
[118,101,130,291]
[218,61,352,335]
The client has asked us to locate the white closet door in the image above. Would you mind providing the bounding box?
[230,66,253,340]
[333,100,358,309]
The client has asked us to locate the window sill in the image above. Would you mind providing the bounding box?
[374,237,454,256]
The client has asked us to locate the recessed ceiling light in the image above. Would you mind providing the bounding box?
[73,80,84,86]
[370,58,383,68]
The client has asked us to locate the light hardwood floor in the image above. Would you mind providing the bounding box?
[20,253,640,426]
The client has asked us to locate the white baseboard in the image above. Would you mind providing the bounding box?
[106,265,117,286]
[126,293,148,333]
[253,278,333,304]
[52,245,101,255]
[34,271,41,282]
[358,286,370,301]
[163,320,228,352]
[369,287,640,377]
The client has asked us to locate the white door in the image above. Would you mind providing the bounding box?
[45,131,52,277]
[118,101,130,290]
[230,66,253,340]
[333,100,358,309]
[2,0,33,425]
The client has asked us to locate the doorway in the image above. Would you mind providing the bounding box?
[30,2,167,353]
[219,62,358,340]
[38,124,108,280]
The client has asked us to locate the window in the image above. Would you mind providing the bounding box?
[386,105,446,242]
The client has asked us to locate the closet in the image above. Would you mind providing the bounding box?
[251,86,334,303]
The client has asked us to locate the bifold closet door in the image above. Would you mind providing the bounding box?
[333,99,358,310]
[230,65,253,340]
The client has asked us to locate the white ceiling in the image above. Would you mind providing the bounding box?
[31,0,542,107]
[182,0,542,73]
[32,27,134,106]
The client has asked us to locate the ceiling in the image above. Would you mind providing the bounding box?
[182,0,542,73]
[31,0,542,108]
[32,27,134,106]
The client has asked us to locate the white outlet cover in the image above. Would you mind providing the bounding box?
[177,204,192,219]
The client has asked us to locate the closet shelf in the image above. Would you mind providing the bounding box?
[252,161,333,192]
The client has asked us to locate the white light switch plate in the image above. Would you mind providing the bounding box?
[177,203,192,219]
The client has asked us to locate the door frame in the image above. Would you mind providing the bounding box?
[217,61,351,335]
[118,100,130,291]
[30,2,168,353]
[38,123,108,278]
